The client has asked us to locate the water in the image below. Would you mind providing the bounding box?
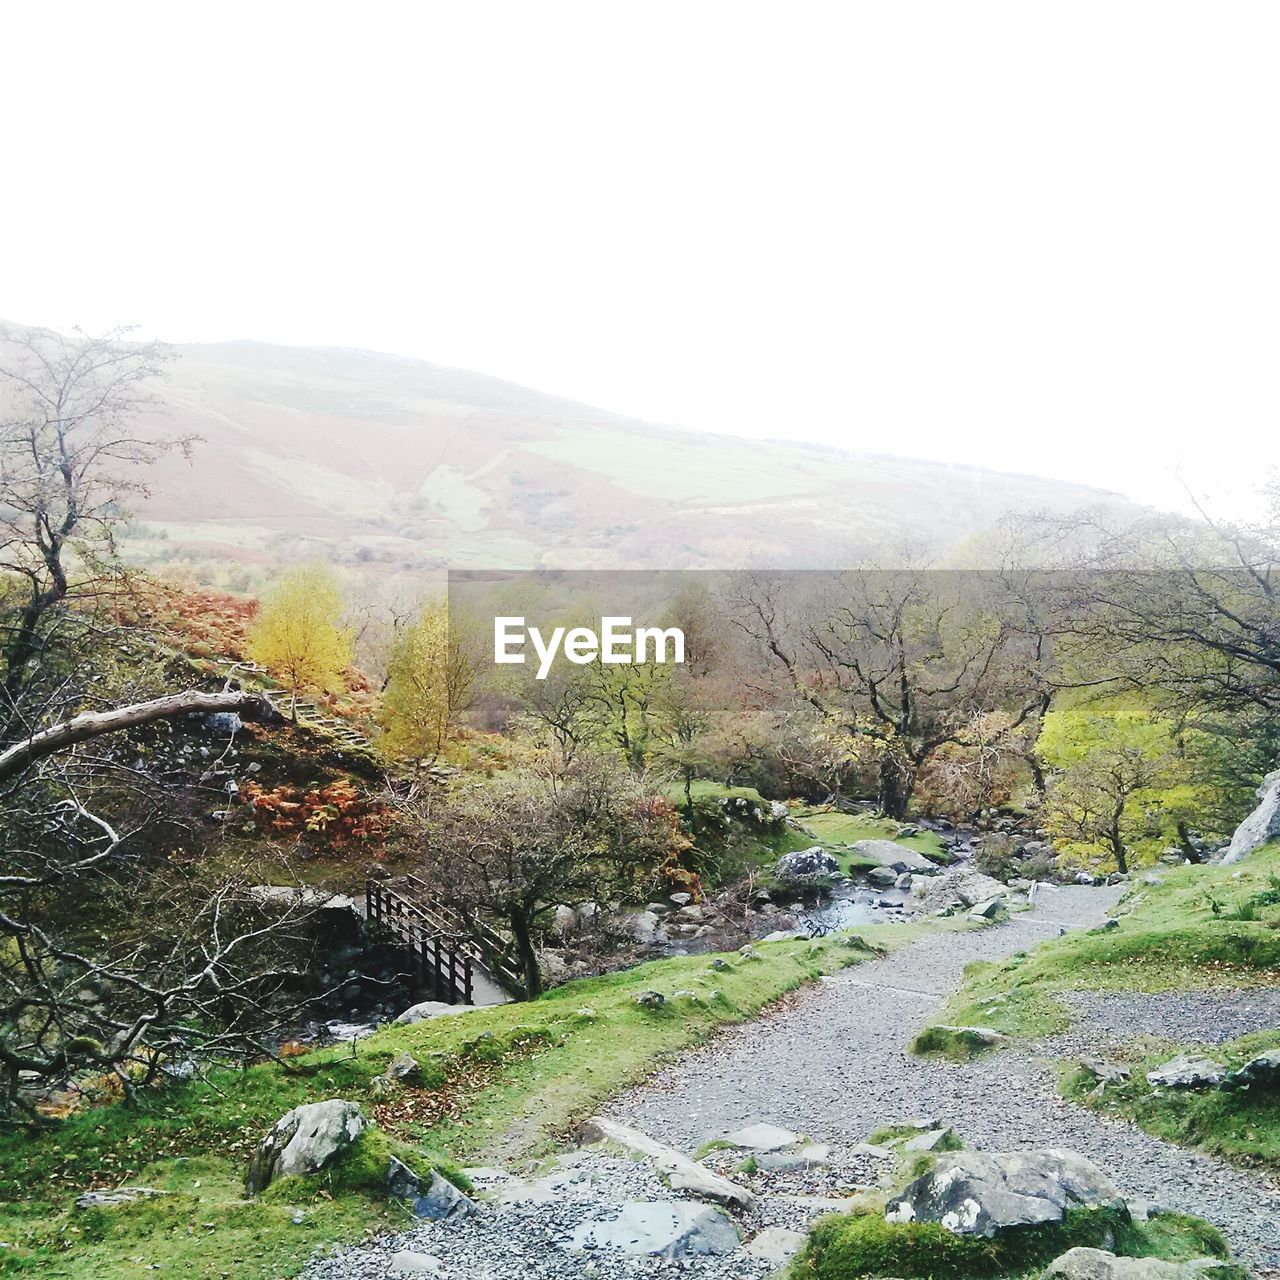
[806,887,909,934]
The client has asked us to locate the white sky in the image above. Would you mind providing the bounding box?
[2,2,1276,518]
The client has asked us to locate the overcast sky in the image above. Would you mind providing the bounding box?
[3,3,1276,518]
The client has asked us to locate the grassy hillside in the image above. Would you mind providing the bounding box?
[0,929,909,1279]
[53,332,1139,577]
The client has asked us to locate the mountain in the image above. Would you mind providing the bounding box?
[110,338,1132,572]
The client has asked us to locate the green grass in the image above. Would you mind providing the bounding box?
[795,810,950,873]
[0,928,905,1279]
[1061,1027,1280,1168]
[913,842,1280,1171]
[663,782,816,884]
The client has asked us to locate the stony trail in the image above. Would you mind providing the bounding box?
[308,883,1280,1278]
[610,883,1280,1269]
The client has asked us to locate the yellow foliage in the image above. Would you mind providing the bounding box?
[379,600,473,762]
[247,564,351,708]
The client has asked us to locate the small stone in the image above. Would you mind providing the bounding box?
[744,1226,807,1264]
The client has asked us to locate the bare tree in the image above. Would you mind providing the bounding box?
[734,571,1050,819]
[0,325,187,729]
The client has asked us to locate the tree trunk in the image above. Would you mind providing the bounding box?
[509,911,542,1000]
[877,755,915,821]
[0,689,272,784]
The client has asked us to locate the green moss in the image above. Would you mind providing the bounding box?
[790,1206,1240,1280]
[909,1025,1004,1060]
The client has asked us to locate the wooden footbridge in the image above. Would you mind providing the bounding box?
[365,875,520,1005]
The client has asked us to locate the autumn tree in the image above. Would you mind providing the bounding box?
[379,600,474,766]
[417,753,686,997]
[248,564,351,718]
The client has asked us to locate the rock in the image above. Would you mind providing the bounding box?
[569,1201,739,1258]
[774,847,841,884]
[745,1226,808,1264]
[910,868,1007,914]
[760,928,800,942]
[669,892,693,906]
[904,1126,961,1153]
[617,909,664,943]
[386,1157,476,1220]
[850,839,938,872]
[552,904,577,935]
[969,896,1005,920]
[382,1051,420,1082]
[1079,1056,1132,1086]
[202,711,243,735]
[579,1116,755,1211]
[868,865,899,887]
[246,1099,367,1193]
[1222,769,1280,864]
[634,990,666,1010]
[1076,871,1100,885]
[388,1251,446,1275]
[1221,1047,1280,1092]
[722,1122,800,1153]
[394,1001,478,1025]
[895,871,915,889]
[885,1149,1125,1237]
[757,1144,831,1171]
[1040,1247,1244,1278]
[75,1186,168,1210]
[1146,1054,1227,1090]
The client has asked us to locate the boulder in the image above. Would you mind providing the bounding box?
[1146,1054,1227,1090]
[910,868,1007,915]
[885,1149,1125,1238]
[1222,769,1280,864]
[634,990,666,1010]
[395,1000,478,1025]
[1221,1047,1280,1092]
[1041,1247,1244,1278]
[722,1122,800,1153]
[386,1156,476,1220]
[246,1099,367,1193]
[617,910,664,943]
[757,1144,831,1171]
[579,1116,755,1211]
[774,847,841,884]
[904,1126,961,1153]
[850,839,938,872]
[569,1201,739,1258]
[552,904,577,935]
[969,896,1005,920]
[867,865,899,887]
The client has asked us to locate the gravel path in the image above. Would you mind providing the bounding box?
[1056,988,1280,1046]
[307,883,1280,1277]
[611,883,1280,1269]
